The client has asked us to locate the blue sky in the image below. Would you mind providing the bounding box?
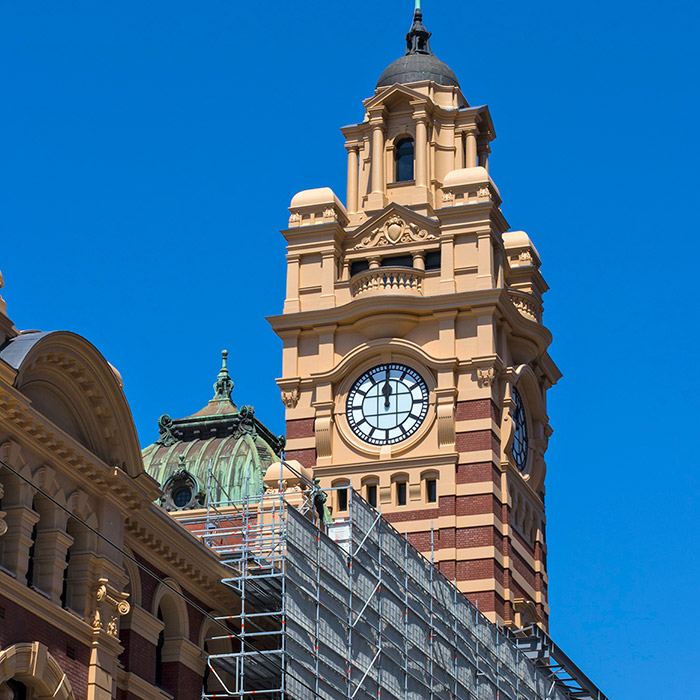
[2,1,699,697]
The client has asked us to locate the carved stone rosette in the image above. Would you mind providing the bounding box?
[92,578,130,637]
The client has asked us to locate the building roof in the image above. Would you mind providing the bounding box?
[142,350,285,509]
[376,8,459,89]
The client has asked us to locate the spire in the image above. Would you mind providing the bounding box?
[406,1,432,55]
[212,349,234,401]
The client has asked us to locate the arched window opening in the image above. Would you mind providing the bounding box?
[426,478,437,504]
[25,520,38,589]
[155,607,165,688]
[366,484,377,508]
[395,138,414,183]
[4,679,28,700]
[202,640,211,696]
[331,480,350,515]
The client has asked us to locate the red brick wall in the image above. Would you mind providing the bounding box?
[285,418,315,439]
[384,507,440,524]
[0,593,90,700]
[160,661,202,700]
[455,399,500,422]
[455,430,499,454]
[456,462,500,485]
[119,629,156,684]
[284,448,316,468]
[134,554,205,646]
[455,494,503,519]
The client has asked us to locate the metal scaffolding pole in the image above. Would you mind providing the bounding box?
[181,482,607,700]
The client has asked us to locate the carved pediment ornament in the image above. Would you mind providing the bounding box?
[351,215,438,250]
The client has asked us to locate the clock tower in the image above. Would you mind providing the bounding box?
[267,5,560,629]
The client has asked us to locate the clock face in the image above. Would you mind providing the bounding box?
[511,387,529,471]
[346,364,429,445]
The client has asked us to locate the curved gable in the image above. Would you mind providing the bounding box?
[0,331,144,478]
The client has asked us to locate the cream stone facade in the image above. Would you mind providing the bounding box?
[0,278,239,700]
[268,11,560,629]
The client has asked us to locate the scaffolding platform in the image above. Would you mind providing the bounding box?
[180,474,608,700]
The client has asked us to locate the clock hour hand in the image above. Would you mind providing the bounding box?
[382,369,392,408]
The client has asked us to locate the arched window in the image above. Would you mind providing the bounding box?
[394,138,414,182]
[155,607,165,688]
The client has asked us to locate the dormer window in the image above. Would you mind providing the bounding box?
[395,138,414,182]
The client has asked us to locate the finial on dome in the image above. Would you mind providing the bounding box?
[213,349,234,401]
[406,1,432,55]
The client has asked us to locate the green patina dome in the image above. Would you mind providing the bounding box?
[142,351,285,509]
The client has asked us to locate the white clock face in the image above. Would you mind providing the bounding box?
[346,364,429,445]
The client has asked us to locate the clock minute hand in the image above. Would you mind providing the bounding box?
[382,371,392,408]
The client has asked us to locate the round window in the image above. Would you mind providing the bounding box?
[173,487,192,508]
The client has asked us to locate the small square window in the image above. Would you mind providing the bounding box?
[396,482,407,507]
[426,479,437,504]
[366,484,377,508]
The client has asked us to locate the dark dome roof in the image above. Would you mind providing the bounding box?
[376,8,459,90]
[377,53,459,88]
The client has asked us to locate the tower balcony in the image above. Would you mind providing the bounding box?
[350,266,424,298]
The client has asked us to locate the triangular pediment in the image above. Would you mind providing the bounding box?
[345,203,440,253]
[363,83,434,112]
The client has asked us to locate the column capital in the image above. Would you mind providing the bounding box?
[412,108,429,123]
[345,143,360,154]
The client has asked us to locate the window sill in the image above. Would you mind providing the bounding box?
[387,180,416,189]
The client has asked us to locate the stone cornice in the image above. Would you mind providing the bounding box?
[117,669,172,700]
[436,201,509,232]
[313,451,458,479]
[270,289,555,355]
[122,604,164,644]
[0,383,160,506]
[162,637,206,674]
[125,508,238,610]
[0,571,94,644]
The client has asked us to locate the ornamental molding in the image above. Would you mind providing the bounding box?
[0,393,149,507]
[123,517,227,600]
[476,186,491,201]
[350,215,438,250]
[509,292,541,322]
[92,577,130,638]
[477,367,497,388]
[281,386,300,409]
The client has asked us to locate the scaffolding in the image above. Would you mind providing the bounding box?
[180,468,608,700]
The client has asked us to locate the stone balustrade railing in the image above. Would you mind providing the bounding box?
[350,267,424,298]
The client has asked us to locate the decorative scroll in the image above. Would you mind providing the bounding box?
[351,215,438,250]
[156,414,178,447]
[92,578,130,637]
